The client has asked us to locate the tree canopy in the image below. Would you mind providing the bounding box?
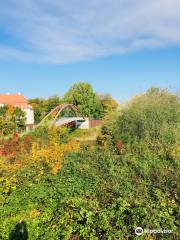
[99,87,180,158]
[29,82,118,123]
[29,96,62,124]
[63,82,104,119]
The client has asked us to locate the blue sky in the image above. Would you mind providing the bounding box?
[0,0,180,102]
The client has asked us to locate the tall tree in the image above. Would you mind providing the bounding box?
[63,82,104,118]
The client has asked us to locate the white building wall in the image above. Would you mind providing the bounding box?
[24,108,34,125]
[78,118,89,129]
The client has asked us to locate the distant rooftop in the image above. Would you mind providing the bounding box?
[0,93,31,108]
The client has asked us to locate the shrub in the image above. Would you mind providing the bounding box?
[1,87,179,239]
[101,88,180,158]
[0,105,26,136]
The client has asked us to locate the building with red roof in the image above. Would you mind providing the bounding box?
[0,93,34,130]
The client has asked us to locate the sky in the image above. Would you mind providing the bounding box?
[0,0,180,102]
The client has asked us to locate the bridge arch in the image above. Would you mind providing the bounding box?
[37,103,84,127]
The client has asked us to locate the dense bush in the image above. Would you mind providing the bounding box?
[0,147,179,239]
[0,87,179,239]
[0,105,26,136]
[99,88,180,159]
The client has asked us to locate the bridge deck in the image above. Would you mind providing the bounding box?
[55,117,85,127]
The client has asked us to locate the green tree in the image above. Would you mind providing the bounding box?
[0,105,26,135]
[97,93,119,116]
[63,82,104,118]
[29,96,62,124]
[28,98,45,124]
[102,87,180,157]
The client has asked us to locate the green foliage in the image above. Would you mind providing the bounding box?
[97,93,119,116]
[29,125,49,139]
[29,125,70,145]
[100,88,180,158]
[29,95,62,124]
[29,83,118,123]
[63,82,104,119]
[1,147,179,239]
[0,105,26,136]
[1,87,179,239]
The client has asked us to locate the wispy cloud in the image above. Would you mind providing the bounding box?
[0,0,180,64]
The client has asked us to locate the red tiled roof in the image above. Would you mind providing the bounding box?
[0,93,31,108]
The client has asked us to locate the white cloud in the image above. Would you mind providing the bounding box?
[0,0,180,64]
